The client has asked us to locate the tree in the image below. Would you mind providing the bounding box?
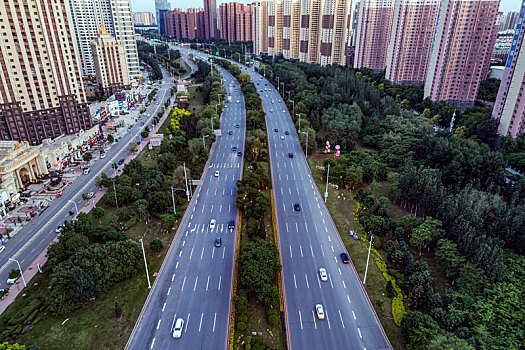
[141,130,149,139]
[0,342,27,350]
[409,217,445,255]
[401,99,411,110]
[93,225,126,242]
[427,333,475,350]
[171,165,189,188]
[128,143,138,153]
[92,207,106,220]
[168,107,191,134]
[8,269,20,280]
[107,134,114,143]
[159,214,176,231]
[82,152,93,162]
[150,239,163,253]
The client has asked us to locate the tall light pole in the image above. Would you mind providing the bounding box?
[139,238,151,289]
[211,115,217,130]
[8,258,26,287]
[202,134,210,150]
[113,179,119,209]
[170,187,177,215]
[68,200,78,215]
[280,82,284,97]
[302,131,309,159]
[183,162,190,202]
[296,113,302,133]
[363,234,374,285]
[324,163,330,203]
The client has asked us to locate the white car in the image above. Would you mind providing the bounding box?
[100,153,106,159]
[271,100,275,104]
[172,318,184,338]
[214,170,220,177]
[237,100,240,103]
[319,268,328,282]
[278,100,282,103]
[280,136,285,140]
[56,226,63,233]
[270,109,274,113]
[0,245,5,254]
[315,304,325,319]
[210,219,216,229]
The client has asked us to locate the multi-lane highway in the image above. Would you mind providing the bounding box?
[245,69,392,349]
[0,68,174,289]
[125,65,245,349]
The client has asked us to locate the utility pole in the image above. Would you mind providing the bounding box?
[302,131,309,159]
[324,163,330,203]
[139,238,151,289]
[8,258,26,287]
[113,179,119,208]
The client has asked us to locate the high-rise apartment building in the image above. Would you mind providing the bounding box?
[354,0,394,71]
[0,0,95,144]
[299,0,322,63]
[268,0,284,56]
[68,0,139,77]
[385,0,440,85]
[91,25,131,96]
[493,1,525,137]
[165,9,206,40]
[133,11,156,25]
[204,0,218,39]
[219,3,253,42]
[158,9,170,35]
[500,11,519,31]
[424,0,500,109]
[318,0,352,66]
[155,0,171,31]
[282,0,300,59]
[253,1,270,55]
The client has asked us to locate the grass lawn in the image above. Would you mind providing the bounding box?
[308,155,406,350]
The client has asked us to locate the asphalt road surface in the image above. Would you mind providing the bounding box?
[174,45,392,349]
[0,68,174,289]
[125,65,246,350]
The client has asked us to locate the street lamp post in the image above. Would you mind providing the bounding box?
[324,163,330,203]
[139,238,151,289]
[8,258,26,287]
[203,134,210,149]
[302,131,309,159]
[363,234,374,285]
[68,200,79,215]
[183,162,190,201]
[295,113,301,133]
[211,115,217,130]
[280,82,284,97]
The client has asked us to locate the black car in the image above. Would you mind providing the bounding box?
[232,146,237,152]
[228,219,235,230]
[285,131,289,135]
[294,203,301,211]
[215,237,222,247]
[235,124,240,128]
[274,128,278,132]
[117,159,124,165]
[228,130,233,135]
[237,151,242,156]
[288,152,294,158]
[340,253,350,264]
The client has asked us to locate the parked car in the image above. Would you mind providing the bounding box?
[117,159,124,165]
[85,192,94,199]
[56,191,63,198]
[100,153,106,159]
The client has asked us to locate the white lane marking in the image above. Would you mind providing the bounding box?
[162,303,166,312]
[347,295,351,304]
[200,247,205,259]
[218,275,222,290]
[329,274,334,288]
[342,280,346,289]
[283,203,286,212]
[189,247,194,259]
[176,261,179,269]
[322,218,325,223]
[229,205,231,212]
[286,222,289,232]
[289,246,292,258]
[199,313,204,332]
[213,313,217,332]
[156,319,162,330]
[328,236,331,242]
[312,310,317,329]
[339,310,345,329]
[331,245,334,252]
[222,248,226,259]
[294,274,297,288]
[334,256,338,263]
[317,275,321,289]
[179,250,183,257]
[352,310,356,320]
[220,204,222,212]
[305,222,309,232]
[338,268,342,275]
[326,311,331,329]
[300,245,303,257]
[181,276,186,291]
[299,311,303,329]
[281,187,283,195]
[295,222,299,232]
[314,223,318,232]
[320,246,325,256]
[190,214,193,220]
[172,274,175,282]
[206,276,210,291]
[317,203,320,208]
[182,241,185,247]
[202,206,205,213]
[150,338,155,349]
[185,313,190,333]
[305,274,309,289]
[211,204,214,213]
[358,328,362,338]
[310,245,314,258]
[211,248,215,259]
[289,187,292,195]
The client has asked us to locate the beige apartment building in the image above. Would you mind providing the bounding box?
[253,1,270,55]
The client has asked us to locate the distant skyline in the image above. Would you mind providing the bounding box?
[131,0,520,14]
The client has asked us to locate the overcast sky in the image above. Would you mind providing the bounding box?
[131,0,521,14]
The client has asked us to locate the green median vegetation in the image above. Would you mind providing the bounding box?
[217,59,284,350]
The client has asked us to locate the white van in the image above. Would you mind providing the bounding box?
[83,168,90,175]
